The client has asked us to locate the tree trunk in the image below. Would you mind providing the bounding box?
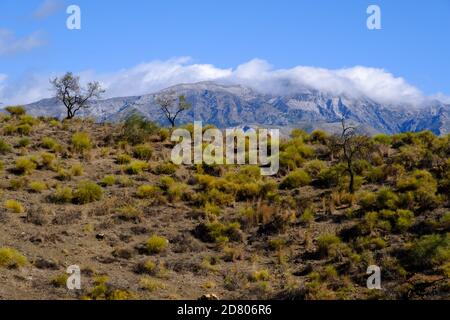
[66,108,74,120]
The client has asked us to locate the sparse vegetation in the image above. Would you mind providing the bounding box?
[71,132,92,153]
[133,144,153,161]
[146,235,169,254]
[15,157,37,175]
[4,199,25,213]
[0,116,448,300]
[73,180,103,204]
[0,248,27,268]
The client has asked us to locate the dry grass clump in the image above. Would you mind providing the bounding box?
[4,199,25,213]
[0,247,27,268]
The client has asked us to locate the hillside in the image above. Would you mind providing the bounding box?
[0,109,449,300]
[23,82,450,135]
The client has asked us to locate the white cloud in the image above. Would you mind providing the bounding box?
[94,57,232,98]
[0,29,46,56]
[33,0,65,19]
[0,57,447,107]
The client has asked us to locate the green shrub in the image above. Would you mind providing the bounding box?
[51,274,69,288]
[0,139,12,154]
[9,178,27,190]
[41,152,56,168]
[19,115,38,126]
[407,234,449,268]
[236,182,261,201]
[249,269,270,282]
[5,106,26,116]
[158,128,170,141]
[1,114,12,122]
[73,181,103,204]
[304,160,327,176]
[0,247,27,268]
[4,199,25,213]
[203,202,221,217]
[17,137,31,148]
[125,161,148,175]
[268,237,286,251]
[41,137,60,152]
[300,207,315,224]
[56,168,72,181]
[373,134,392,146]
[116,205,142,222]
[397,170,437,192]
[49,119,61,128]
[70,163,84,176]
[195,221,242,243]
[139,276,165,292]
[84,276,134,300]
[136,185,159,199]
[310,130,328,144]
[394,209,415,232]
[122,114,159,145]
[194,174,216,190]
[199,188,235,206]
[146,235,168,254]
[317,233,341,257]
[3,125,17,135]
[153,162,178,175]
[365,166,387,183]
[52,186,73,203]
[159,176,175,191]
[317,164,346,188]
[17,124,31,135]
[338,175,364,192]
[116,154,132,164]
[166,183,188,202]
[362,209,415,234]
[117,176,134,187]
[352,160,372,175]
[376,187,399,210]
[101,175,116,187]
[15,157,37,175]
[355,236,387,251]
[280,169,311,189]
[71,132,92,153]
[29,181,47,193]
[132,144,153,160]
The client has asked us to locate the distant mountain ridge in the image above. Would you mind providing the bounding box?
[21,81,450,135]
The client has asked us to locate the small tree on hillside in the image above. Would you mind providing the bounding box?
[335,117,372,193]
[51,72,104,120]
[156,91,192,128]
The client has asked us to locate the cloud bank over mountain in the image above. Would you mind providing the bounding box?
[0,57,444,107]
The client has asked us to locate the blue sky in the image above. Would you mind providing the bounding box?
[0,0,449,104]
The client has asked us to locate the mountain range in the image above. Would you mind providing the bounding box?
[20,81,450,135]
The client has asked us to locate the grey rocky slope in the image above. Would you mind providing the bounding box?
[22,81,450,135]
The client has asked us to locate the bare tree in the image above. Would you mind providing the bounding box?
[156,91,192,127]
[336,117,372,193]
[51,72,104,120]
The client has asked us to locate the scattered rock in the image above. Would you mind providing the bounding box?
[96,233,105,241]
[34,258,59,270]
[199,294,219,301]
